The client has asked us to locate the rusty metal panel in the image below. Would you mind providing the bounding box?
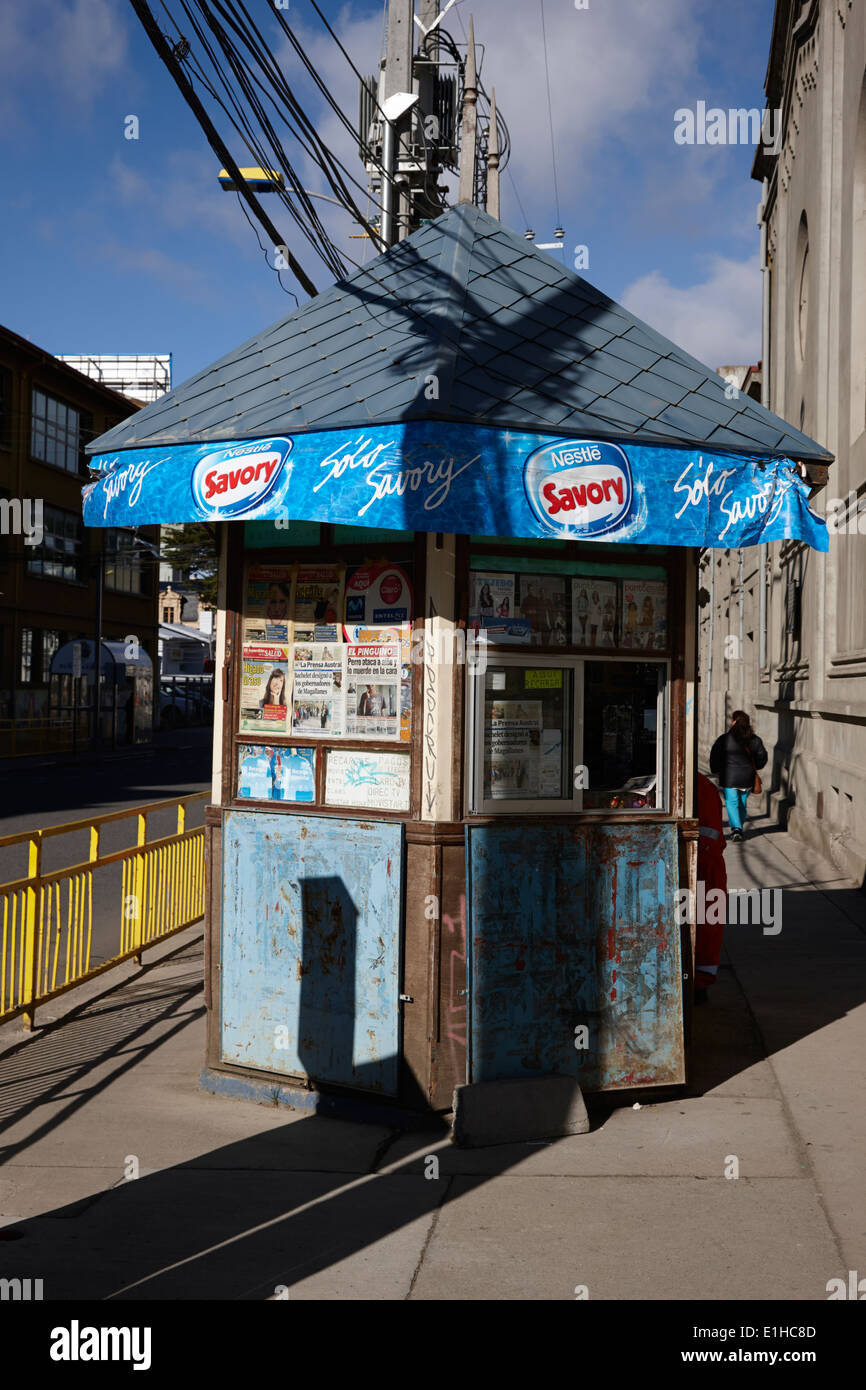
[467,822,684,1090]
[220,810,402,1095]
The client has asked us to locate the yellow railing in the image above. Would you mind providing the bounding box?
[0,717,84,759]
[0,793,208,1028]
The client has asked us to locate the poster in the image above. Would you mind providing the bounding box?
[237,745,316,802]
[237,745,275,800]
[572,578,618,648]
[517,574,569,646]
[540,726,564,796]
[294,563,345,641]
[290,642,346,736]
[620,579,668,651]
[345,642,400,739]
[469,572,531,644]
[239,643,290,733]
[325,749,411,811]
[243,564,293,642]
[484,699,544,798]
[345,562,412,626]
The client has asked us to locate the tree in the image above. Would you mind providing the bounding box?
[159,523,219,608]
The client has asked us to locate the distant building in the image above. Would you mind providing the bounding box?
[699,0,866,879]
[0,324,159,723]
[716,364,763,403]
[55,354,171,405]
[159,620,214,677]
[159,583,201,628]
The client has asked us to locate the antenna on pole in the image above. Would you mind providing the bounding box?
[486,87,500,219]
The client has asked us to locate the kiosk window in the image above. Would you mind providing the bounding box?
[582,662,664,810]
[480,665,574,804]
[468,655,667,815]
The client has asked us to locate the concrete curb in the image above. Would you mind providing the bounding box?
[452,1076,590,1147]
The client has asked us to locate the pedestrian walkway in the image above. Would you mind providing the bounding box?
[0,814,862,1300]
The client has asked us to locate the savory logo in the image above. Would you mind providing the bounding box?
[523,439,633,537]
[191,438,292,518]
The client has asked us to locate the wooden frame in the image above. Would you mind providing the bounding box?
[221,529,426,822]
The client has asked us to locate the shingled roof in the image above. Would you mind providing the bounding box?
[89,203,832,464]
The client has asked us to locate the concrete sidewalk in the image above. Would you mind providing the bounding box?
[0,814,863,1301]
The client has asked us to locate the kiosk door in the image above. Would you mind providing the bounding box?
[467,821,685,1090]
[221,811,403,1094]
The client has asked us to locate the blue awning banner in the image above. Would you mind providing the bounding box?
[83,422,828,551]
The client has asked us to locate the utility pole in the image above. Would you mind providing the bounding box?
[456,16,477,206]
[367,3,496,243]
[381,0,415,245]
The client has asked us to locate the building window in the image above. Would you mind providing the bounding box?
[784,575,802,666]
[26,505,85,582]
[795,214,809,366]
[30,389,81,473]
[20,628,34,683]
[162,606,173,623]
[851,74,866,441]
[42,629,62,679]
[0,369,11,449]
[105,529,146,594]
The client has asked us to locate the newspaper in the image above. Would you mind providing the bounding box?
[290,642,346,737]
[239,643,290,734]
[345,642,400,739]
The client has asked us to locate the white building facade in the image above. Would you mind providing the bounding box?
[700,0,866,880]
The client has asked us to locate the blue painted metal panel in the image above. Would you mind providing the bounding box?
[467,822,684,1090]
[220,811,403,1095]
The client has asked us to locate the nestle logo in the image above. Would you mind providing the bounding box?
[191,438,291,518]
[523,439,633,537]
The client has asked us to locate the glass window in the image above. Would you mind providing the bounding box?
[468,655,667,815]
[105,529,145,594]
[0,370,11,448]
[480,664,573,804]
[26,505,85,582]
[19,628,34,683]
[581,662,664,810]
[30,389,81,473]
[42,630,61,680]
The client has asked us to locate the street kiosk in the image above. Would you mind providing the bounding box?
[82,205,831,1113]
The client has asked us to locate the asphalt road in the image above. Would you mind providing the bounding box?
[0,730,213,967]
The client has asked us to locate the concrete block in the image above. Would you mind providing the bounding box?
[452,1076,590,1147]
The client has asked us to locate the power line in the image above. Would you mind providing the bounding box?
[168,0,356,276]
[129,0,319,298]
[538,0,562,229]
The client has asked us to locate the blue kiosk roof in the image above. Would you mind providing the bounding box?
[89,204,829,464]
[83,205,831,551]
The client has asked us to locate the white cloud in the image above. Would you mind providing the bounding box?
[99,238,217,305]
[0,0,127,121]
[619,254,762,370]
[107,151,255,250]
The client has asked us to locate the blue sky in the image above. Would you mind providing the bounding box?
[0,0,775,389]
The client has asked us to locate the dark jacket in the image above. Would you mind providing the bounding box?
[709,729,768,789]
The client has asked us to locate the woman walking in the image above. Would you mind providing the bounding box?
[709,710,768,842]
